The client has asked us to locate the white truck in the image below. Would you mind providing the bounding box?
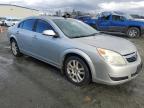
[0,17,6,26]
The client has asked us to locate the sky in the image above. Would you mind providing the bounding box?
[0,0,144,15]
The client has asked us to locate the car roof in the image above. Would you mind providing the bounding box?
[101,11,126,16]
[24,16,65,21]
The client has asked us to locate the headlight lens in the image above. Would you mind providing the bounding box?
[97,48,126,65]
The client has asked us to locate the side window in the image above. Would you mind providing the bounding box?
[79,17,83,21]
[112,15,125,21]
[101,15,110,20]
[18,22,24,28]
[35,20,54,33]
[84,17,90,20]
[22,19,36,31]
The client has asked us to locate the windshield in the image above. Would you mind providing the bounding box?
[125,14,133,19]
[53,19,99,38]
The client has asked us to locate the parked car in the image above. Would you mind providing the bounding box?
[95,11,144,38]
[0,17,6,26]
[8,16,142,86]
[4,17,21,27]
[75,16,96,28]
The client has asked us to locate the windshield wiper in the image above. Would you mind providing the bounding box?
[88,32,99,36]
[71,32,99,38]
[71,35,88,38]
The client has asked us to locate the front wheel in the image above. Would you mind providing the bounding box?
[10,39,22,57]
[127,27,140,38]
[64,56,91,86]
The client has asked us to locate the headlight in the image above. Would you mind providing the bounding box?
[97,48,126,65]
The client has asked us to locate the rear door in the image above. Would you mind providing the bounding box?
[16,19,36,54]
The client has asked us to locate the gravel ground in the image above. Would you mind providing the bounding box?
[0,30,144,108]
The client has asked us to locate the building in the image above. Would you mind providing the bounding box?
[0,4,40,19]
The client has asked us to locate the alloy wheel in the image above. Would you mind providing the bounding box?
[66,60,85,83]
[128,29,138,38]
[11,41,18,56]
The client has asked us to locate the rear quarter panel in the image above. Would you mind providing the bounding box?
[7,25,18,43]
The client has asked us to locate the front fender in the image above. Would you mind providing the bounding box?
[60,48,96,80]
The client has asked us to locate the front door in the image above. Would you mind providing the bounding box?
[96,15,111,31]
[32,19,62,66]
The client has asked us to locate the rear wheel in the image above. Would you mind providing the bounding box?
[10,39,22,57]
[127,27,140,38]
[64,56,91,86]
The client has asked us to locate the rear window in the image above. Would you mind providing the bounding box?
[19,19,36,31]
[112,15,125,21]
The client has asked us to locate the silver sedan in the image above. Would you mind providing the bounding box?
[7,16,143,86]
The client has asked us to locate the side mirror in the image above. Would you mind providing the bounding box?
[42,30,58,37]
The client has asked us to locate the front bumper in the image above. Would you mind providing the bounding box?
[92,52,143,85]
[108,62,142,85]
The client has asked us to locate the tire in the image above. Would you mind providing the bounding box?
[64,56,91,86]
[127,27,140,38]
[10,39,22,57]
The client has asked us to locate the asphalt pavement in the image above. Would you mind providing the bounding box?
[0,30,144,108]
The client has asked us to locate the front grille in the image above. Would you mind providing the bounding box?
[124,52,137,63]
[126,56,137,63]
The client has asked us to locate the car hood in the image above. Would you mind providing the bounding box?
[129,19,144,24]
[73,34,137,55]
[133,19,144,22]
